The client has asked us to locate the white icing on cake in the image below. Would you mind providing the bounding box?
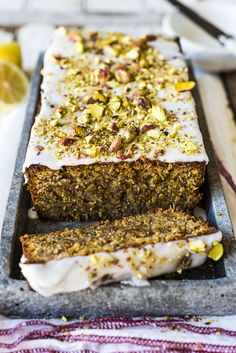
[20,231,222,297]
[23,28,208,173]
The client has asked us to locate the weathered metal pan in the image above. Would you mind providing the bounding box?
[1,54,236,318]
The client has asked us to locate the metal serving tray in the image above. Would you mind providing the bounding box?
[1,54,236,318]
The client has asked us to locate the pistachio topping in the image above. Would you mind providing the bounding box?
[31,28,206,163]
[208,242,224,261]
[174,81,196,92]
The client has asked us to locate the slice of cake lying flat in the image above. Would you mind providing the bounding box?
[23,27,208,222]
[20,209,223,297]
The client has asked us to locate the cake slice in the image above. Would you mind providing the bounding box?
[20,209,223,297]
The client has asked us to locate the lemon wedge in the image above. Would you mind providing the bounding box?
[0,60,28,109]
[0,42,22,67]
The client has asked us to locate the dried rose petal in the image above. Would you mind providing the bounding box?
[111,122,119,132]
[53,54,63,61]
[118,153,131,160]
[34,145,44,155]
[146,34,157,41]
[137,97,150,110]
[98,69,111,81]
[141,124,157,133]
[60,137,75,146]
[87,97,98,104]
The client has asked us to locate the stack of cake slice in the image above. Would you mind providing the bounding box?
[20,28,223,295]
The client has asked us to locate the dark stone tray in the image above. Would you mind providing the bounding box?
[1,54,236,318]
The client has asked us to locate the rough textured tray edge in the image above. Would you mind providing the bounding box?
[0,54,236,318]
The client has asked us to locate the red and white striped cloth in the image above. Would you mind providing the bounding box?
[0,315,236,352]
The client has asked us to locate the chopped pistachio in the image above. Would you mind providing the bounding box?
[89,104,104,120]
[79,110,90,125]
[108,96,121,112]
[98,68,111,81]
[188,239,206,254]
[54,107,62,119]
[75,40,84,54]
[125,47,139,60]
[108,101,121,112]
[169,124,181,138]
[174,81,196,92]
[146,129,160,139]
[90,254,99,264]
[50,118,60,126]
[76,126,89,137]
[183,141,198,154]
[85,135,93,143]
[114,68,130,83]
[208,242,223,261]
[107,80,119,88]
[138,81,146,89]
[83,146,100,157]
[125,127,138,142]
[121,35,132,44]
[151,105,167,122]
[105,45,119,57]
[93,93,107,103]
[109,135,122,152]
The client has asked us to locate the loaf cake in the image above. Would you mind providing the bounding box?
[23,27,208,221]
[20,208,223,296]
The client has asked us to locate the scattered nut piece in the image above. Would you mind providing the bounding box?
[108,96,121,112]
[151,105,167,122]
[154,148,164,157]
[76,126,89,137]
[76,40,84,54]
[89,104,104,120]
[50,118,60,126]
[145,34,157,41]
[118,153,132,160]
[34,145,44,155]
[109,135,122,152]
[83,146,100,157]
[188,239,206,254]
[174,81,196,92]
[147,129,160,139]
[60,137,75,146]
[208,242,223,261]
[125,47,140,60]
[141,124,157,133]
[114,66,130,83]
[110,122,119,132]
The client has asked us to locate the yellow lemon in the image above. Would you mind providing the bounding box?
[0,60,28,109]
[0,42,22,67]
